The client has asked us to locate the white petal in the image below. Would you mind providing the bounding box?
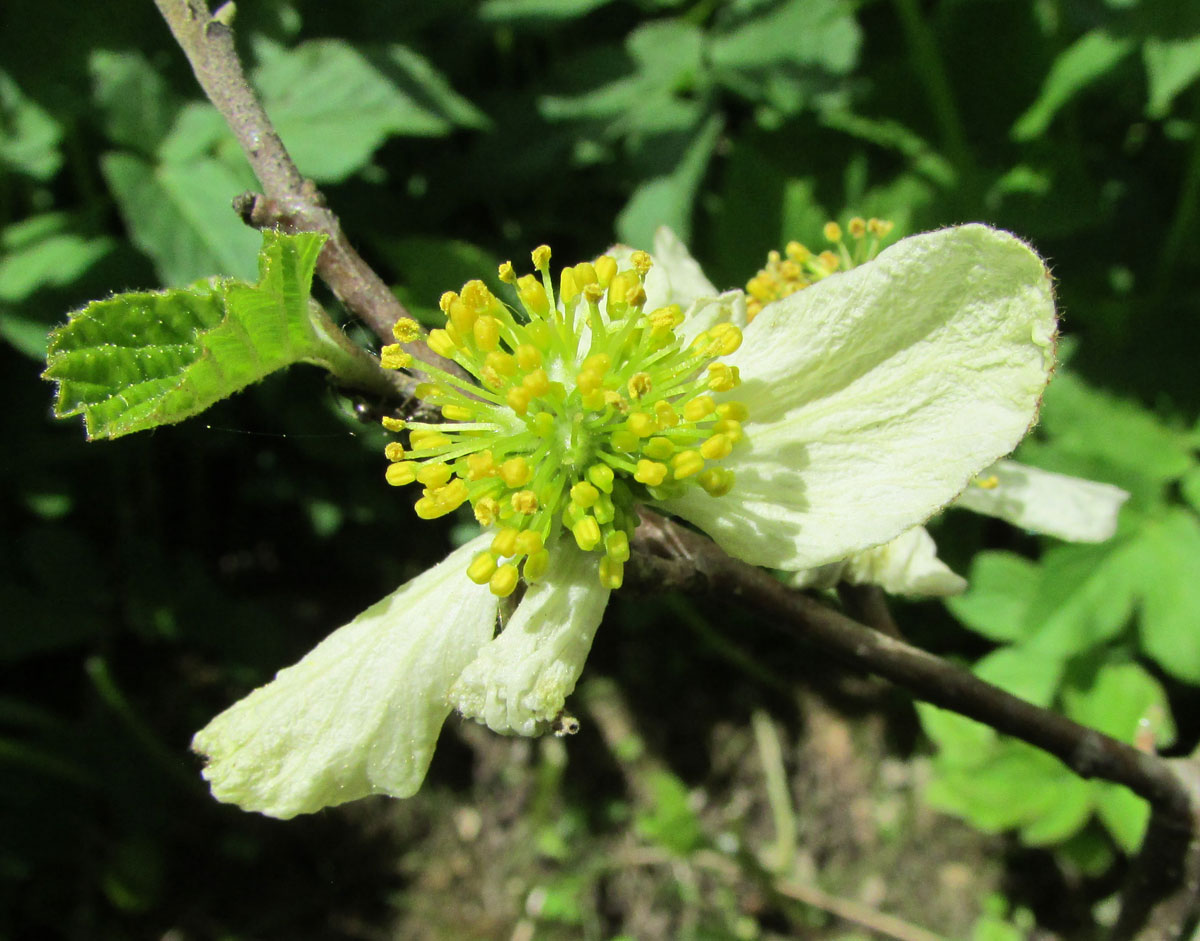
[954,459,1129,542]
[660,224,1056,570]
[192,535,497,819]
[842,527,967,597]
[677,289,749,346]
[450,541,610,736]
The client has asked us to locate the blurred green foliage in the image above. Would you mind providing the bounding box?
[5,0,1200,936]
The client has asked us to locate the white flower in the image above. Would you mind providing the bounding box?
[194,223,1057,817]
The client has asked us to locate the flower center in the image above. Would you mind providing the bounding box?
[378,245,748,596]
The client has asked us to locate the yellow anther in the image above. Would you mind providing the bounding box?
[629,250,652,277]
[465,450,496,480]
[381,415,405,432]
[594,254,617,287]
[447,298,476,336]
[698,467,735,497]
[643,436,675,461]
[524,549,550,582]
[570,480,600,508]
[606,271,637,316]
[817,250,840,272]
[481,367,504,389]
[439,292,458,315]
[712,418,744,443]
[441,404,473,422]
[603,389,626,410]
[427,328,457,358]
[671,449,704,479]
[467,551,498,584]
[868,218,894,238]
[848,216,867,238]
[634,459,668,486]
[717,401,749,422]
[587,463,614,493]
[593,493,615,525]
[648,307,679,335]
[511,490,539,514]
[654,401,679,428]
[380,344,412,370]
[517,274,549,317]
[785,241,811,263]
[599,556,624,590]
[409,429,451,450]
[531,244,552,270]
[491,527,519,557]
[515,530,544,556]
[533,412,555,437]
[573,261,597,286]
[486,350,517,376]
[461,280,495,312]
[498,261,516,283]
[385,461,417,486]
[823,221,843,242]
[583,353,611,372]
[490,564,520,598]
[414,382,437,398]
[710,322,743,355]
[473,316,500,350]
[392,318,421,342]
[975,474,1000,490]
[624,283,647,308]
[627,372,652,398]
[626,411,657,438]
[610,428,638,452]
[605,530,630,563]
[444,322,463,347]
[577,368,604,395]
[522,367,550,397]
[499,456,532,488]
[383,442,406,463]
[474,496,500,526]
[506,386,531,415]
[515,343,543,371]
[416,463,453,488]
[559,267,579,305]
[700,433,733,461]
[572,516,601,551]
[683,396,716,422]
[706,363,739,391]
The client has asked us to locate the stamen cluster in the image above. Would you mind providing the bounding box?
[746,217,894,320]
[378,246,748,596]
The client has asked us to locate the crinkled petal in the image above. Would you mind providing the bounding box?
[192,534,497,819]
[790,527,966,597]
[954,459,1129,542]
[450,541,610,736]
[660,224,1056,570]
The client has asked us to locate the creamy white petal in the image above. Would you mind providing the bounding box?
[450,541,610,736]
[677,289,749,345]
[192,535,497,819]
[954,459,1128,542]
[659,225,1056,571]
[790,527,966,597]
[844,527,967,596]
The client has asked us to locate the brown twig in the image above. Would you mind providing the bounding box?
[629,509,1200,939]
[151,0,456,386]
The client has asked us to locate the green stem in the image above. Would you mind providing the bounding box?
[303,300,405,398]
[890,0,972,169]
[1153,93,1200,302]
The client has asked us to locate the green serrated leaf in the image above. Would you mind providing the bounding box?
[1144,35,1200,118]
[1012,31,1136,141]
[0,69,62,180]
[946,551,1041,642]
[89,49,180,153]
[709,0,861,75]
[0,216,114,304]
[915,703,996,767]
[480,0,616,20]
[251,39,483,183]
[1022,539,1142,656]
[1093,782,1150,853]
[1137,509,1200,682]
[1063,661,1175,747]
[101,152,261,286]
[617,114,722,247]
[44,231,340,440]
